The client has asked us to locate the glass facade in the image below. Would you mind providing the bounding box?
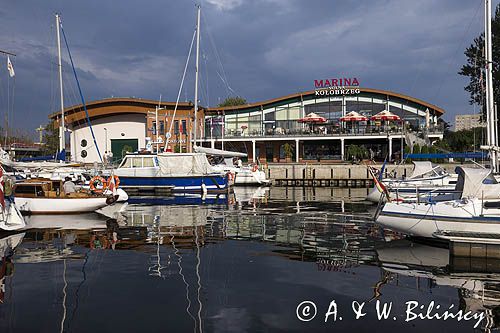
[204,91,443,139]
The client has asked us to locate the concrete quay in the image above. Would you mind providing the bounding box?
[264,162,458,187]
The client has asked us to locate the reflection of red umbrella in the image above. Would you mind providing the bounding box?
[340,111,367,122]
[297,112,327,123]
[370,110,400,121]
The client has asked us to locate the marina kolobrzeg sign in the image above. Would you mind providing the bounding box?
[314,77,361,96]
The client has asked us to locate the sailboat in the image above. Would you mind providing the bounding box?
[193,146,270,185]
[366,161,457,203]
[375,0,500,244]
[114,6,233,194]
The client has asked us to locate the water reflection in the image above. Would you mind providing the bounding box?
[377,240,500,331]
[0,187,495,332]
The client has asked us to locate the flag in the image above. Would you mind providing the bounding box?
[109,173,117,196]
[379,158,387,181]
[368,166,390,201]
[0,168,5,211]
[7,56,14,77]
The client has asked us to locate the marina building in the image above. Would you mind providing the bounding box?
[50,98,203,163]
[50,87,445,163]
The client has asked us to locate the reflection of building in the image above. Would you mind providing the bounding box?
[50,87,444,163]
[455,114,485,131]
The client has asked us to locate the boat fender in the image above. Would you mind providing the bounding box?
[90,176,106,193]
[201,183,207,195]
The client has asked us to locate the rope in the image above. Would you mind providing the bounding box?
[60,23,103,162]
[166,28,197,149]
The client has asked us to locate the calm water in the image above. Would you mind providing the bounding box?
[0,187,495,332]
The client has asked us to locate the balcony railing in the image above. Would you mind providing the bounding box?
[206,124,444,139]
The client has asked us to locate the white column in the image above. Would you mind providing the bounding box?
[210,139,215,149]
[295,139,299,163]
[252,140,256,162]
[388,136,393,161]
[340,138,345,161]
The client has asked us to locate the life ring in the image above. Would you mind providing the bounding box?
[107,175,120,188]
[89,176,106,193]
[251,164,258,172]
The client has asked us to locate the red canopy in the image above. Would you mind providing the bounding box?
[297,112,327,123]
[340,111,367,122]
[370,110,400,121]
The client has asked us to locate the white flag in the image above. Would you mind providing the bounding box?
[7,56,14,77]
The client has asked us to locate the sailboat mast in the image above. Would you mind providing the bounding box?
[485,0,497,172]
[193,5,201,150]
[56,14,65,154]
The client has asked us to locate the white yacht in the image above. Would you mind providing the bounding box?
[375,167,500,243]
[194,146,270,185]
[367,161,457,203]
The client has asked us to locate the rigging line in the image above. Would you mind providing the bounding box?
[202,13,234,97]
[433,0,483,101]
[166,28,197,148]
[60,23,103,162]
[4,70,10,146]
[204,51,210,106]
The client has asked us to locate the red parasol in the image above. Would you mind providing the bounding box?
[340,111,368,122]
[370,110,400,121]
[297,112,328,123]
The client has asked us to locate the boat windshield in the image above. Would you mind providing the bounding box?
[408,162,447,179]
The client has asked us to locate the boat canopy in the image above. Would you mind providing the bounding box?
[193,145,247,158]
[156,153,219,176]
[408,161,447,179]
[454,166,500,199]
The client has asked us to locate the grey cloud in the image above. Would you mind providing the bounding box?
[0,0,496,136]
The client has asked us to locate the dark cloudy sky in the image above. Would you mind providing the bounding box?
[0,0,496,137]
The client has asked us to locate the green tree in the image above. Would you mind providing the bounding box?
[282,143,293,159]
[41,121,59,155]
[404,145,412,163]
[346,144,368,162]
[459,3,500,119]
[217,96,247,107]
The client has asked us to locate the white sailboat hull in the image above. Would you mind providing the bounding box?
[376,199,500,239]
[15,197,109,214]
[212,165,270,185]
[366,174,457,203]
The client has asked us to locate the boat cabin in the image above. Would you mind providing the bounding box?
[14,178,102,198]
[118,155,158,169]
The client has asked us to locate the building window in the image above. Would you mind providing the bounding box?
[159,121,165,135]
[181,120,187,135]
[174,120,179,135]
[152,121,157,135]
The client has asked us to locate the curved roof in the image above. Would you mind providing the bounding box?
[206,88,445,115]
[49,88,444,125]
[49,97,197,125]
